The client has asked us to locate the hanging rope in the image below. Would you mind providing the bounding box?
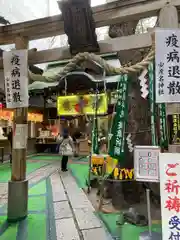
[29,48,155,82]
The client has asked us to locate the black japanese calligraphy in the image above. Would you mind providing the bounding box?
[164,32,180,100]
[11,66,20,78]
[168,66,180,79]
[158,62,165,95]
[13,92,21,103]
[11,54,20,65]
[158,89,164,95]
[167,81,180,95]
[166,34,179,48]
[12,79,21,90]
[158,82,164,89]
[167,49,180,63]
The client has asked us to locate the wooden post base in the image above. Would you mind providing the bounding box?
[7,180,28,222]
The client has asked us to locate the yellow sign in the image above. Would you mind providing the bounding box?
[57,93,107,116]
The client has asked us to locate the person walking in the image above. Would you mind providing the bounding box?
[58,129,74,172]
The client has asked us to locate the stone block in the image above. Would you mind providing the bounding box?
[54,201,72,220]
[82,228,113,240]
[73,208,102,230]
[50,174,67,202]
[55,218,80,240]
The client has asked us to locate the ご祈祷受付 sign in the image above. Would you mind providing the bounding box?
[134,146,160,182]
[159,153,180,240]
[155,29,180,103]
[3,50,29,108]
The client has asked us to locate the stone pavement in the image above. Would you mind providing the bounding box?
[0,161,60,206]
[0,160,113,240]
[51,171,113,240]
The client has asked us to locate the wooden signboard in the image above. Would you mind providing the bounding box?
[58,0,99,55]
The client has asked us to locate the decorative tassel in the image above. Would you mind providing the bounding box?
[126,134,134,152]
[139,68,148,99]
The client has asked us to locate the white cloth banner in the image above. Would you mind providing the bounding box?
[155,28,180,103]
[3,50,29,108]
[159,153,180,240]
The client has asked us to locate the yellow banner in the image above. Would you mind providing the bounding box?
[57,93,107,116]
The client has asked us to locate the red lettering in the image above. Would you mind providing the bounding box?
[165,196,180,213]
[165,180,180,195]
[166,163,179,177]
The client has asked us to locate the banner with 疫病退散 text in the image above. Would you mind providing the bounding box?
[3,50,29,108]
[155,29,180,103]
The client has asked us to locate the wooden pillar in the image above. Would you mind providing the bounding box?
[7,36,29,222]
[11,36,29,181]
[159,4,179,153]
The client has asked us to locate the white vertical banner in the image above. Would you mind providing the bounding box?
[3,50,29,108]
[159,153,180,240]
[155,28,180,103]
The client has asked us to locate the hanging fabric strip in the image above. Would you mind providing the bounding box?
[91,82,99,154]
[92,115,99,154]
[158,103,168,148]
[108,74,129,162]
[148,62,157,146]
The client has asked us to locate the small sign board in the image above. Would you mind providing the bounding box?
[159,153,180,240]
[134,146,160,182]
[3,50,29,108]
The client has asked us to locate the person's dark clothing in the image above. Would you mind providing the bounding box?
[61,155,68,171]
[7,131,12,148]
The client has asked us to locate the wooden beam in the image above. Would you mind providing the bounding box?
[0,32,152,68]
[0,0,179,45]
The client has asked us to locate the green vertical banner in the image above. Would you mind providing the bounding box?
[108,74,129,161]
[91,86,99,154]
[148,62,157,146]
[158,103,168,148]
[92,115,99,154]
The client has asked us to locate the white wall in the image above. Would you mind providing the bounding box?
[0,71,4,92]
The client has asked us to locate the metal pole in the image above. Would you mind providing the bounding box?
[146,188,152,236]
[87,151,92,194]
[7,36,29,222]
[139,188,162,240]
